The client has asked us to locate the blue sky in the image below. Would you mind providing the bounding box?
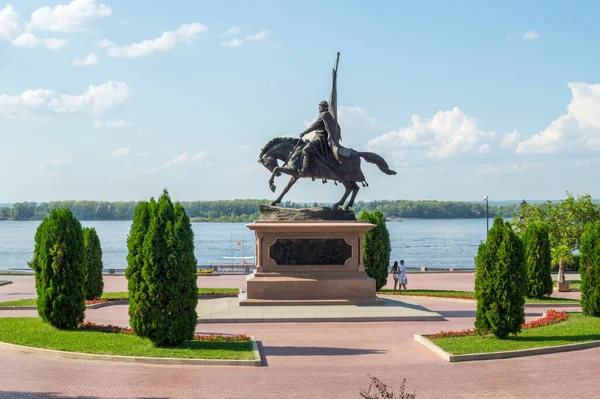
[1,0,600,203]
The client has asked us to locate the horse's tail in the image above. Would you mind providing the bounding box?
[358,152,397,175]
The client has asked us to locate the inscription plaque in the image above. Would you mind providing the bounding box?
[270,238,352,266]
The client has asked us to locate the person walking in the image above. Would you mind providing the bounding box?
[390,261,400,291]
[399,260,407,292]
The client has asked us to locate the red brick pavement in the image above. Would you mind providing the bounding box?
[0,273,596,399]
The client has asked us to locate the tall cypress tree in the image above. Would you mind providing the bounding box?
[126,200,153,337]
[29,208,86,329]
[358,209,391,290]
[131,190,198,346]
[580,221,600,317]
[475,216,526,338]
[83,227,104,300]
[522,221,553,298]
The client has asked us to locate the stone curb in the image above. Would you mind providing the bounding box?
[0,337,263,367]
[0,281,13,287]
[414,333,600,362]
[0,294,241,311]
[198,315,444,323]
[379,294,580,307]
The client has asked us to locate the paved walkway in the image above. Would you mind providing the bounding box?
[0,273,596,399]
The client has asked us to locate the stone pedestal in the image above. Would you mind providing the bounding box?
[241,220,383,306]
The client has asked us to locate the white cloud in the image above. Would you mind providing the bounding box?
[0,5,21,40]
[137,152,150,157]
[500,129,520,149]
[30,0,111,32]
[110,147,130,156]
[39,159,71,170]
[0,81,133,119]
[97,38,113,48]
[522,30,540,40]
[475,144,490,154]
[474,161,542,177]
[94,119,132,128]
[367,107,494,159]
[246,29,270,40]
[516,82,600,154]
[73,52,98,66]
[162,151,208,168]
[225,26,240,35]
[11,32,67,50]
[105,23,208,58]
[221,38,243,48]
[575,158,600,166]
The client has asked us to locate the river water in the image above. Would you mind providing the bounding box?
[0,219,487,271]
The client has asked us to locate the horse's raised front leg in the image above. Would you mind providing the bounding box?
[332,181,352,210]
[269,166,298,193]
[270,176,298,206]
[343,181,360,210]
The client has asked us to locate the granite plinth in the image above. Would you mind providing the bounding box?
[241,220,379,306]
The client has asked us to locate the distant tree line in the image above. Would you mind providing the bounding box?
[0,199,534,222]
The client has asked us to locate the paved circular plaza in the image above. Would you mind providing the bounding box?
[0,273,596,399]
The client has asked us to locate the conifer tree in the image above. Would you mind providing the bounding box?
[83,227,104,300]
[126,200,153,337]
[127,191,198,346]
[358,209,391,290]
[522,221,553,298]
[580,221,600,317]
[29,208,86,329]
[475,216,526,338]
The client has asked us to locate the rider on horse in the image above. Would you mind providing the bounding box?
[298,100,342,174]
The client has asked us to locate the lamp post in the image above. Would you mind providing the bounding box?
[520,199,527,222]
[484,196,489,236]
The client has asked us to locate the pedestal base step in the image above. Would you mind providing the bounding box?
[240,297,385,306]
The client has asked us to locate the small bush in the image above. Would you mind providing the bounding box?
[475,217,526,338]
[83,227,104,300]
[522,221,553,298]
[29,208,86,329]
[580,221,600,317]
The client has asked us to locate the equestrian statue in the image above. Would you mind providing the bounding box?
[258,53,396,210]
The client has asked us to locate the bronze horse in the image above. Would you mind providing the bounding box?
[258,137,396,210]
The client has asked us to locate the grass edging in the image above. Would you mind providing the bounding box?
[378,293,580,307]
[0,281,12,287]
[413,333,600,363]
[0,337,262,367]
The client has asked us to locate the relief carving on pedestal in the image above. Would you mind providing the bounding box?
[269,238,352,266]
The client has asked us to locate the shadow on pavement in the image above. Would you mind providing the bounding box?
[0,393,169,399]
[438,310,544,318]
[262,345,385,356]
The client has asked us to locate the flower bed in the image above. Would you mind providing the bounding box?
[78,321,250,342]
[84,298,126,305]
[429,310,568,339]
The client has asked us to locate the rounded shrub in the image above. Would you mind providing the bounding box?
[358,209,391,290]
[522,221,553,298]
[83,227,104,300]
[580,221,600,317]
[29,208,86,329]
[475,216,526,338]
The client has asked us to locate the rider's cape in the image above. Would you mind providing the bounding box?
[320,111,351,164]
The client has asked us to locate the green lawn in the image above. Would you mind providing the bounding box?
[0,288,240,307]
[377,289,579,304]
[0,318,255,360]
[555,280,581,290]
[430,313,600,355]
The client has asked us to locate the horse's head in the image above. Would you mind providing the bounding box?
[257,137,304,172]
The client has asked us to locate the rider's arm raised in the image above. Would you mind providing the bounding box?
[299,117,324,138]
